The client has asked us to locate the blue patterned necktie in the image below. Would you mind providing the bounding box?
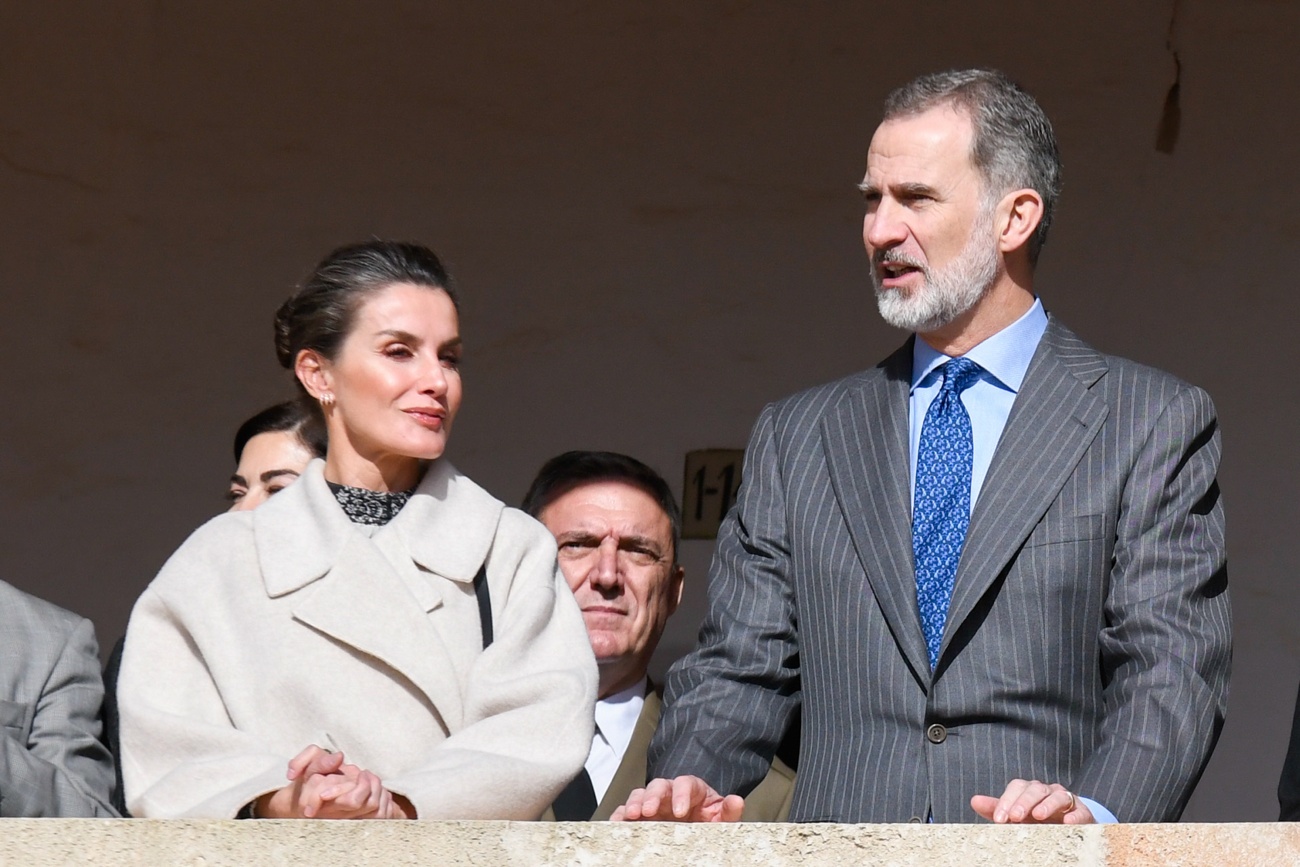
[913,356,983,670]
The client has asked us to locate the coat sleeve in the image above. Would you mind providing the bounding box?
[386,514,598,819]
[1071,383,1231,821]
[118,530,295,819]
[649,403,801,797]
[0,614,117,817]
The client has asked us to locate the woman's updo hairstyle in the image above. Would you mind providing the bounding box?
[274,240,457,373]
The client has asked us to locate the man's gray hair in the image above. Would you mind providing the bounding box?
[883,69,1062,264]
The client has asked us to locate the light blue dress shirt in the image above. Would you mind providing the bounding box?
[908,299,1047,507]
[906,298,1117,825]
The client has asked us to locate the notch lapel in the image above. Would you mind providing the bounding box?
[291,533,466,731]
[593,690,662,820]
[822,343,930,680]
[253,458,504,734]
[939,320,1109,664]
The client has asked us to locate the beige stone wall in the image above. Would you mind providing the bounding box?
[1,821,1298,867]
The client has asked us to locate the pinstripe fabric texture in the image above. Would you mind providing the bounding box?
[650,317,1230,823]
[0,580,117,816]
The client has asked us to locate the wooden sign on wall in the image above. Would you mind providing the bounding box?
[682,449,745,539]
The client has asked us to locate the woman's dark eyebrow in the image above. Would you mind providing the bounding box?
[376,330,462,352]
[259,469,302,484]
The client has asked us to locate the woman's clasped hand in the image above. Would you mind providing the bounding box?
[253,745,413,820]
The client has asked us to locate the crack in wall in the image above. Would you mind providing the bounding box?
[0,147,103,194]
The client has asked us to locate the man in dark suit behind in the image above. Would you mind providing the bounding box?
[523,451,794,821]
[613,68,1230,825]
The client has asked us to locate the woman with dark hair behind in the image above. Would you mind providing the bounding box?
[117,241,596,820]
[227,400,327,511]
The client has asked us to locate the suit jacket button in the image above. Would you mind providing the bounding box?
[908,816,923,823]
[926,723,947,744]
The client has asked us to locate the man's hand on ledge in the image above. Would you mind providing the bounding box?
[971,779,1096,824]
[610,775,744,822]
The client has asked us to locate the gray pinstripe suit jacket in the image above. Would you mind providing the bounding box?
[650,317,1231,823]
[0,580,116,816]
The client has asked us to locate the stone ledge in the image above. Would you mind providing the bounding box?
[0,820,1295,866]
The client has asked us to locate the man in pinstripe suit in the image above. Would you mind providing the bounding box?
[613,69,1230,824]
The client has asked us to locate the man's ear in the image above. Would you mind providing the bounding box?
[667,564,685,616]
[294,349,332,402]
[996,188,1044,256]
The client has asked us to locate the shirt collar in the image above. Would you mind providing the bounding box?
[594,676,647,756]
[910,298,1048,394]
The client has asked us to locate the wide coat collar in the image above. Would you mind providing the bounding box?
[249,458,504,730]
[823,316,1110,684]
[254,458,502,596]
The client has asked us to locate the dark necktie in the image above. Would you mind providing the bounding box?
[912,356,983,670]
[551,767,598,820]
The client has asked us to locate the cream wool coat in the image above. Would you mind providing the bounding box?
[119,459,597,819]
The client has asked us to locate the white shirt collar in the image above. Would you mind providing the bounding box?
[910,297,1048,395]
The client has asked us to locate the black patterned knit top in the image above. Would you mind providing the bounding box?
[327,483,414,526]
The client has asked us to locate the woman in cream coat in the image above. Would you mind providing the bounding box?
[118,241,597,820]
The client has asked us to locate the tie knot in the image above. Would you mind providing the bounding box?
[940,357,982,395]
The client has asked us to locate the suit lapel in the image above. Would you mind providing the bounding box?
[822,342,931,680]
[939,319,1109,664]
[592,688,662,820]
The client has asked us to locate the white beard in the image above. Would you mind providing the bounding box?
[872,207,1001,334]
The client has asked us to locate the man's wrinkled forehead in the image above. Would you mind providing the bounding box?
[862,106,978,190]
[542,480,672,537]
